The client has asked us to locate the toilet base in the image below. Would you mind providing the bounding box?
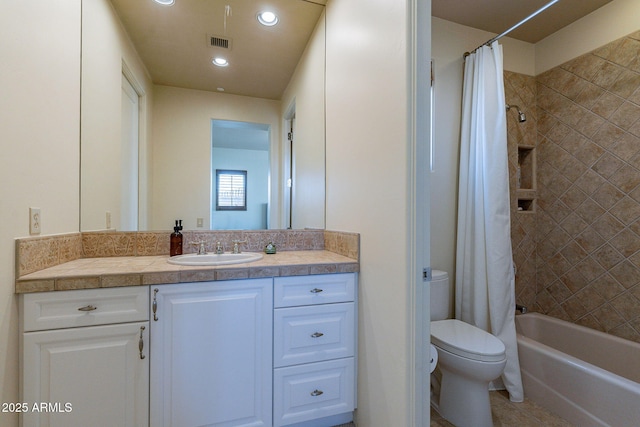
[437,366,494,427]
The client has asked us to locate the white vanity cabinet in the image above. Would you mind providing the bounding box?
[273,273,357,427]
[150,278,273,427]
[19,272,356,427]
[20,286,150,427]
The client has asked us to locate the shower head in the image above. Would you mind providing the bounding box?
[506,104,526,123]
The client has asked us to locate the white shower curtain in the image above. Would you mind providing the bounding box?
[455,41,523,402]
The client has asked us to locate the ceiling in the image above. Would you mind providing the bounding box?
[432,0,614,44]
[109,0,614,100]
[108,0,326,100]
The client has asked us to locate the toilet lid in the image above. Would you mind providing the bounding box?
[431,319,506,362]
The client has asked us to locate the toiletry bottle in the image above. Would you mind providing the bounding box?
[170,220,183,256]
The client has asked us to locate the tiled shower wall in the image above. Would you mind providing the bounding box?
[505,71,538,313]
[509,31,640,343]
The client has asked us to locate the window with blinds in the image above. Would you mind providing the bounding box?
[215,169,247,211]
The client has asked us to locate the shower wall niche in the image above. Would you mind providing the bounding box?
[517,145,536,212]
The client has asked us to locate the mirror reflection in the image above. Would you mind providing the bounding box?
[211,120,270,230]
[80,0,326,232]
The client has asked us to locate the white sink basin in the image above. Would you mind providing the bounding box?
[167,252,263,266]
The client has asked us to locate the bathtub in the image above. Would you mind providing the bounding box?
[515,313,640,427]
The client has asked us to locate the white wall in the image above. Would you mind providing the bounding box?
[151,86,281,230]
[281,12,326,230]
[325,0,415,425]
[0,1,81,425]
[536,0,640,74]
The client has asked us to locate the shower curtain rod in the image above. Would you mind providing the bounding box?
[463,0,561,58]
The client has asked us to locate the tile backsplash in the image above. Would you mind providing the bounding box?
[16,229,359,279]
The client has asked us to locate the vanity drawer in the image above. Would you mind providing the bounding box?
[274,273,355,308]
[273,357,355,427]
[274,302,355,367]
[22,286,149,332]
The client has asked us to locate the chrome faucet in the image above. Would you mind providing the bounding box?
[191,241,207,255]
[232,240,246,254]
[215,241,224,254]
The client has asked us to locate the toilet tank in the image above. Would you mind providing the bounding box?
[430,270,451,321]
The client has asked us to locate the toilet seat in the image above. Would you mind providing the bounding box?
[431,319,505,362]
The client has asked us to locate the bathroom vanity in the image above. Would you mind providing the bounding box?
[16,231,359,427]
[20,273,356,427]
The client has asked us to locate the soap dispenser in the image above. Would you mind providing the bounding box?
[170,220,183,256]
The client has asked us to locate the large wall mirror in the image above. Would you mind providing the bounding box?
[80,0,326,232]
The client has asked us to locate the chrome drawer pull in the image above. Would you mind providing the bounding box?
[153,288,159,321]
[78,305,97,312]
[310,288,323,293]
[139,326,146,360]
[310,389,323,397]
[311,332,324,338]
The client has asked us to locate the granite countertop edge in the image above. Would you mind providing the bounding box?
[15,250,360,294]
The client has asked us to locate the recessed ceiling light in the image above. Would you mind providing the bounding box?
[212,57,229,67]
[257,11,278,26]
[153,0,175,5]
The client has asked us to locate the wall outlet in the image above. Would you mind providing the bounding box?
[30,207,41,235]
[106,211,112,229]
[197,218,204,228]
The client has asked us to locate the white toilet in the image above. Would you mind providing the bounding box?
[430,270,506,427]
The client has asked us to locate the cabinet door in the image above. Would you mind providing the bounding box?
[150,279,272,427]
[22,321,149,427]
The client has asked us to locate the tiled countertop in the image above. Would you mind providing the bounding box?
[16,250,359,293]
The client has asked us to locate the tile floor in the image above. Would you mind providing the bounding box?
[430,391,574,426]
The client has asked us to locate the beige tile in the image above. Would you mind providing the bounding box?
[214,268,249,281]
[279,265,311,276]
[430,391,575,427]
[592,303,625,330]
[610,170,640,202]
[591,153,625,179]
[56,277,100,290]
[608,37,640,68]
[562,52,606,81]
[575,81,605,109]
[610,101,640,130]
[574,169,606,195]
[142,271,181,285]
[15,280,55,293]
[610,228,640,258]
[248,267,280,278]
[101,274,142,288]
[609,322,640,342]
[611,291,640,320]
[591,122,625,148]
[575,285,607,311]
[591,61,625,89]
[591,91,625,119]
[592,182,625,209]
[591,273,626,300]
[592,213,625,239]
[560,268,589,293]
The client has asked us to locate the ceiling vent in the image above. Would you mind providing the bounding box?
[208,34,232,49]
